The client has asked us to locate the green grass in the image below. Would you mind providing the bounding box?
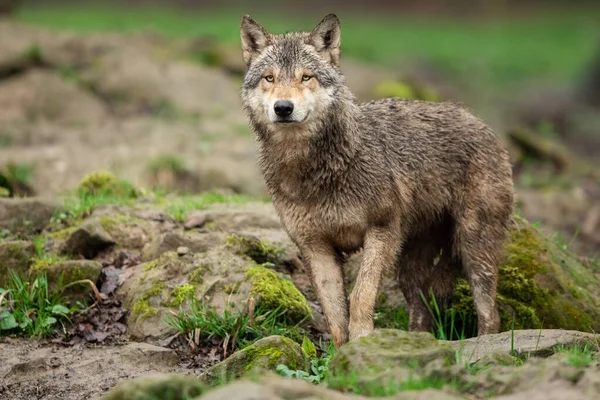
[556,344,598,368]
[0,271,76,338]
[164,192,263,222]
[373,305,409,330]
[16,4,600,93]
[165,297,306,355]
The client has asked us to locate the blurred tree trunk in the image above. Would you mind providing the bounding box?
[0,0,18,16]
[581,45,600,108]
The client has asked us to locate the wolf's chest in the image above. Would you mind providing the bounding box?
[275,197,367,253]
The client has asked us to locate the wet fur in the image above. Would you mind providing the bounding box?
[240,14,514,347]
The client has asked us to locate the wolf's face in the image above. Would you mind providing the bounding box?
[240,14,344,135]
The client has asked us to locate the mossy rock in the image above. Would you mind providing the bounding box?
[449,216,600,334]
[30,259,102,298]
[77,170,138,198]
[226,233,284,265]
[245,265,311,323]
[60,218,116,259]
[329,329,455,379]
[201,335,309,385]
[101,373,207,400]
[0,240,35,287]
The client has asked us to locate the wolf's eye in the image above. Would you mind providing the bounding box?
[264,75,274,82]
[302,75,312,82]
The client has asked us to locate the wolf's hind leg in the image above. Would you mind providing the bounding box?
[301,244,349,347]
[397,239,439,333]
[455,211,507,336]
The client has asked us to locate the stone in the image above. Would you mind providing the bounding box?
[448,329,599,364]
[0,240,35,287]
[329,329,456,379]
[32,259,102,298]
[60,219,115,259]
[118,342,179,367]
[101,373,207,400]
[177,246,190,256]
[141,231,221,261]
[200,336,309,385]
[0,197,59,233]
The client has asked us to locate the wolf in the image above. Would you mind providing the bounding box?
[240,13,514,347]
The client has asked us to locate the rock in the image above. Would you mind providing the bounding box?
[0,240,35,287]
[448,329,599,364]
[101,373,207,400]
[448,216,600,334]
[245,265,311,323]
[183,213,207,230]
[32,259,102,298]
[177,246,190,256]
[200,336,309,385]
[0,69,108,126]
[0,197,59,233]
[141,231,221,261]
[118,342,179,367]
[193,373,463,400]
[60,218,115,259]
[79,47,243,118]
[329,329,455,382]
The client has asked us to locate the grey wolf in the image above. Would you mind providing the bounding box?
[240,13,514,347]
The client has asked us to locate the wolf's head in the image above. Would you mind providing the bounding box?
[240,14,346,135]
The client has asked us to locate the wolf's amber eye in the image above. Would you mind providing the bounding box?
[264,75,274,82]
[302,75,312,82]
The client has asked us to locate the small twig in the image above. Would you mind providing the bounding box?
[223,335,230,358]
[62,279,102,304]
[248,297,255,327]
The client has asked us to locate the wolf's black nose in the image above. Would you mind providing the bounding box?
[274,100,294,117]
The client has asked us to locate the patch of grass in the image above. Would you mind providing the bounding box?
[51,172,140,227]
[556,344,598,368]
[3,162,35,186]
[165,297,306,355]
[0,271,77,338]
[373,305,409,330]
[165,192,260,222]
[420,289,475,341]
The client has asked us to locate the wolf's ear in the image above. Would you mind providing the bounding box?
[240,15,271,66]
[308,14,341,66]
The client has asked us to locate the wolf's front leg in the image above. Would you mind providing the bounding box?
[301,244,349,348]
[349,226,402,341]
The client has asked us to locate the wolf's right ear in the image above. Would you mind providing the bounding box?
[308,14,341,66]
[240,15,271,66]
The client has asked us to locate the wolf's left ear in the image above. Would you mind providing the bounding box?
[240,15,271,66]
[308,14,341,66]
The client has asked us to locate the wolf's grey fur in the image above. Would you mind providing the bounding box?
[240,13,514,347]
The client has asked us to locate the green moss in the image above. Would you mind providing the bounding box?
[77,170,138,198]
[224,282,241,294]
[143,251,178,271]
[47,227,76,241]
[226,234,284,265]
[164,283,196,307]
[245,265,310,322]
[188,263,213,284]
[449,216,600,335]
[132,281,166,321]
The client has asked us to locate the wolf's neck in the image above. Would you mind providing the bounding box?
[257,90,362,192]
